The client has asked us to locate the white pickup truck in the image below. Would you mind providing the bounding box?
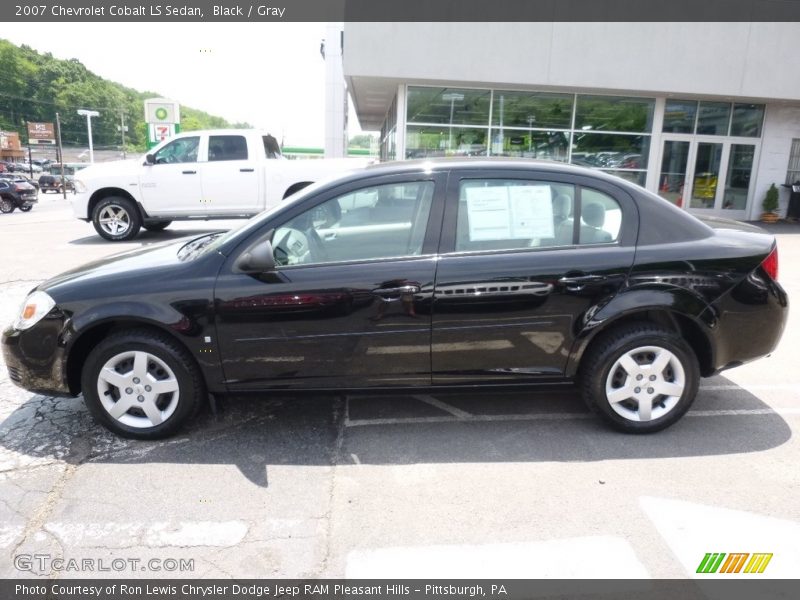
[71,129,367,241]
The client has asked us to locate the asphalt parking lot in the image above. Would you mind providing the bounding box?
[0,199,799,579]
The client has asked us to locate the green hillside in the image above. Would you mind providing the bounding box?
[0,39,250,151]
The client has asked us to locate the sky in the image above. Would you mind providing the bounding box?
[3,23,368,146]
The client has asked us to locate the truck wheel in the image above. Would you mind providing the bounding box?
[92,197,141,241]
[0,198,14,213]
[143,220,172,232]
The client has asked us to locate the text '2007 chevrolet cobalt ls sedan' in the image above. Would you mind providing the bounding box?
[3,160,789,439]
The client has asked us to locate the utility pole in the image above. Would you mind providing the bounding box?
[119,110,128,159]
[56,112,67,200]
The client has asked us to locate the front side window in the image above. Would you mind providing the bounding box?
[153,136,199,164]
[208,135,248,161]
[272,181,435,267]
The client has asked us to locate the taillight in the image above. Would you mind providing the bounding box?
[761,246,778,281]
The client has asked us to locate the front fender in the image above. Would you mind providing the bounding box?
[565,286,715,378]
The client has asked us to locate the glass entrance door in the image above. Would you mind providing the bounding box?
[657,138,757,219]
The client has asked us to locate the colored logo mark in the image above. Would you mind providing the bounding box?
[696,552,773,574]
[155,107,168,120]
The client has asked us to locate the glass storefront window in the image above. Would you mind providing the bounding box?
[689,142,723,209]
[489,130,569,161]
[406,125,488,159]
[663,100,697,133]
[696,102,731,135]
[730,104,764,137]
[575,95,655,133]
[571,133,650,169]
[491,91,573,129]
[723,144,755,210]
[407,87,491,126]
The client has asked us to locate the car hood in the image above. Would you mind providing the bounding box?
[38,237,209,301]
[75,158,143,180]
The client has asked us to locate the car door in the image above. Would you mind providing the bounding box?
[214,172,446,390]
[139,135,203,216]
[200,134,261,215]
[431,169,638,384]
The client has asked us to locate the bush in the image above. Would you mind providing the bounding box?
[763,183,780,214]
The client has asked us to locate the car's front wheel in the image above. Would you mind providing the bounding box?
[580,324,699,433]
[81,329,205,439]
[19,202,33,212]
[92,197,141,241]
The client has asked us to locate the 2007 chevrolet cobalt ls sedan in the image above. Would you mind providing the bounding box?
[3,160,789,439]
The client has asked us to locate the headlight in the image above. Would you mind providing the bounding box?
[73,179,87,193]
[13,291,56,331]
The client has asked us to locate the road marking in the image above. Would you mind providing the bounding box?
[413,395,472,418]
[700,384,800,392]
[345,536,650,579]
[344,407,800,428]
[44,520,249,548]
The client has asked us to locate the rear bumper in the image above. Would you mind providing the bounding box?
[707,269,789,372]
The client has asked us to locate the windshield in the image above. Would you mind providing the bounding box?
[200,178,337,256]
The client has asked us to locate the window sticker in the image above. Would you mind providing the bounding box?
[465,184,554,241]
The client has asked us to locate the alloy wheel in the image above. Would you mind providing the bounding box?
[98,205,131,236]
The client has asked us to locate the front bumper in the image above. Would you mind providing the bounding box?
[2,319,73,397]
[71,191,91,219]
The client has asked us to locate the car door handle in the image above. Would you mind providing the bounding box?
[182,170,197,175]
[240,168,255,172]
[558,275,607,291]
[372,285,421,299]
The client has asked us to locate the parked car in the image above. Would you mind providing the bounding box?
[0,178,37,212]
[2,159,788,439]
[70,129,370,242]
[0,173,39,193]
[38,173,74,193]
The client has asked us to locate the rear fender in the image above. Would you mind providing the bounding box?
[566,286,715,378]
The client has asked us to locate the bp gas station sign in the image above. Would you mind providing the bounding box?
[144,98,180,148]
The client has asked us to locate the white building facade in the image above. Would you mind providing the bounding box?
[342,23,800,220]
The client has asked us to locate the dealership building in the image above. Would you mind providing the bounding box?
[340,23,800,221]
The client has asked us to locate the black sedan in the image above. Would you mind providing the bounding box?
[2,160,789,439]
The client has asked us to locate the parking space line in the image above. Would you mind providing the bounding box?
[413,395,473,418]
[344,407,800,428]
[700,384,800,392]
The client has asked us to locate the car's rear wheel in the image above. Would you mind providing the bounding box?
[0,198,14,213]
[81,329,205,439]
[143,220,172,232]
[580,324,699,433]
[92,197,141,241]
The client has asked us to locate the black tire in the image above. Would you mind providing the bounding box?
[19,203,33,212]
[80,329,205,440]
[143,220,172,232]
[0,198,14,213]
[91,196,141,241]
[579,323,700,433]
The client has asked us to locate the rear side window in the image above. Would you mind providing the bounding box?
[208,135,249,161]
[579,188,622,244]
[456,179,576,252]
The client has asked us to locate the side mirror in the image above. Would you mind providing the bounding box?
[235,239,276,273]
[144,153,155,165]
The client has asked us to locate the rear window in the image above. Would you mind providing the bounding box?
[208,135,249,161]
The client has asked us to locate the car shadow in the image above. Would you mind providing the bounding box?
[0,375,791,487]
[67,228,228,246]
